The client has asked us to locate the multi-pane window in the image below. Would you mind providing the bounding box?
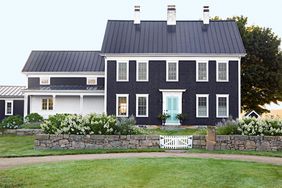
[87,77,97,85]
[166,62,178,81]
[40,77,50,85]
[196,95,209,117]
[137,62,148,81]
[217,95,229,118]
[197,61,208,81]
[117,62,128,81]
[5,101,13,115]
[136,94,148,117]
[116,94,128,117]
[42,98,53,110]
[217,62,228,81]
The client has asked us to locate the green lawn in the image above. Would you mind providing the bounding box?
[0,135,164,157]
[1,135,282,158]
[0,158,281,188]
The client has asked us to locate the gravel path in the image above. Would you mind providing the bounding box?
[0,152,281,169]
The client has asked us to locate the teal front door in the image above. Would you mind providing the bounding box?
[166,96,179,125]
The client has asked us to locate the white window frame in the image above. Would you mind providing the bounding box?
[196,94,209,118]
[216,94,229,118]
[196,61,209,82]
[116,94,129,117]
[41,98,53,111]
[166,61,179,82]
[136,94,149,117]
[116,61,129,82]
[86,77,97,85]
[40,77,50,85]
[216,61,229,82]
[5,100,13,115]
[136,61,149,82]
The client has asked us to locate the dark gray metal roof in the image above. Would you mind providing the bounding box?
[22,51,104,72]
[0,86,25,98]
[101,20,246,55]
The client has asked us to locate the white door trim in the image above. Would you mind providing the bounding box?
[159,89,186,126]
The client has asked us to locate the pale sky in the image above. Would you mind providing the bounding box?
[0,0,282,86]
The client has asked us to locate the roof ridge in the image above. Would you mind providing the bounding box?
[107,19,235,22]
[31,50,101,52]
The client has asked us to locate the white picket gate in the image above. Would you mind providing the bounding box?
[160,135,193,149]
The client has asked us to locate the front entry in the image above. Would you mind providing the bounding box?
[166,96,179,124]
[160,89,186,126]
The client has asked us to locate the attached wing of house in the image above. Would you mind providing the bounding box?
[22,51,105,118]
[0,86,25,120]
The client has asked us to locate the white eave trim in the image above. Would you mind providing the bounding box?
[159,89,186,92]
[101,53,247,58]
[22,89,105,96]
[23,72,105,77]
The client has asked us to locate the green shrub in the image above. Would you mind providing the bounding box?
[84,113,116,135]
[116,115,140,135]
[41,113,138,135]
[216,118,240,135]
[25,113,43,123]
[1,115,23,129]
[238,117,282,136]
[41,114,69,134]
[216,117,282,136]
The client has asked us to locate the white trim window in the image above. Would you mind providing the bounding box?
[196,94,209,118]
[196,61,208,82]
[217,61,229,82]
[216,94,229,118]
[5,101,13,115]
[136,61,149,82]
[166,61,178,82]
[136,94,149,117]
[116,94,129,117]
[117,61,129,82]
[40,77,50,85]
[87,77,97,85]
[42,98,53,110]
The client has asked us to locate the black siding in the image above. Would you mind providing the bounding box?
[28,77,105,89]
[0,99,24,121]
[106,60,238,125]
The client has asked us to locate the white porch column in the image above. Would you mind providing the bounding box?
[80,95,84,114]
[53,95,56,111]
[24,94,28,117]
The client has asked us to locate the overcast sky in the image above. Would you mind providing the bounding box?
[0,0,282,86]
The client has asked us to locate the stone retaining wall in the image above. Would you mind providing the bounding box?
[35,134,282,151]
[1,129,42,136]
[193,135,282,151]
[35,134,160,149]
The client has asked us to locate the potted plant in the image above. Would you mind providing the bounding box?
[158,113,171,126]
[176,113,187,125]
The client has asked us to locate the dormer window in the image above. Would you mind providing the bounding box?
[87,77,97,85]
[40,77,50,85]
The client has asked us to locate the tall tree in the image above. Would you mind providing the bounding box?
[232,16,282,114]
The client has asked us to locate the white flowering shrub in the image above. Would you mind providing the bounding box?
[1,115,23,129]
[41,113,138,135]
[217,117,282,136]
[238,117,282,136]
[84,113,116,135]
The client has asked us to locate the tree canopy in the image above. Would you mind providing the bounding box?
[214,16,282,114]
